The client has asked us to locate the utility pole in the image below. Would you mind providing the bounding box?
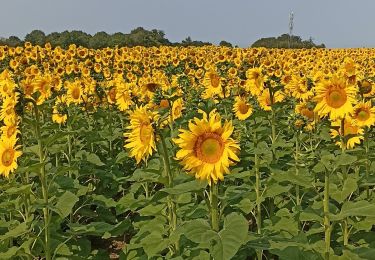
[288,11,294,48]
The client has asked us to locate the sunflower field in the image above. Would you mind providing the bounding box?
[1,43,375,260]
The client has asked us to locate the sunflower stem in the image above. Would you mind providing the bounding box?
[160,133,178,254]
[210,182,219,232]
[253,130,263,260]
[365,130,371,199]
[340,118,350,246]
[324,170,331,260]
[32,102,51,260]
[295,131,301,229]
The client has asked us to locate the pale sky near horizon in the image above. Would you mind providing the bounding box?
[1,0,374,48]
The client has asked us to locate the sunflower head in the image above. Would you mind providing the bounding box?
[351,101,375,127]
[314,76,357,120]
[233,96,253,120]
[173,110,240,185]
[0,136,22,178]
[124,106,157,164]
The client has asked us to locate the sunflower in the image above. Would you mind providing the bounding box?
[173,110,240,185]
[351,101,375,127]
[116,82,134,112]
[66,81,83,105]
[314,76,357,120]
[233,96,253,120]
[330,118,364,149]
[1,119,20,141]
[0,95,18,125]
[52,96,68,125]
[359,79,375,98]
[124,106,157,164]
[33,74,53,105]
[286,76,314,101]
[171,98,184,121]
[257,89,284,111]
[202,69,223,99]
[245,68,264,96]
[0,136,22,177]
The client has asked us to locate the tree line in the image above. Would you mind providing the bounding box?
[0,28,324,49]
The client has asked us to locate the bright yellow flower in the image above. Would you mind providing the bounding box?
[351,101,375,128]
[0,136,22,178]
[233,96,253,120]
[173,110,240,185]
[257,89,284,111]
[330,118,364,149]
[124,106,156,164]
[171,98,184,121]
[314,76,357,120]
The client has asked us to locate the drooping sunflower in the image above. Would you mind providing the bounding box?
[171,98,185,121]
[0,136,22,178]
[124,106,157,164]
[173,110,240,185]
[330,118,364,149]
[314,76,357,120]
[233,96,253,120]
[351,101,375,128]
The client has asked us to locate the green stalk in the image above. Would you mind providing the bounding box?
[365,130,370,199]
[295,131,301,229]
[160,134,178,253]
[32,102,51,260]
[210,182,219,232]
[324,170,331,260]
[253,129,262,260]
[340,118,349,246]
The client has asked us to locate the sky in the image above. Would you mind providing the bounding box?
[1,0,374,48]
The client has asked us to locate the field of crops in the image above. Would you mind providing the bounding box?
[1,43,375,259]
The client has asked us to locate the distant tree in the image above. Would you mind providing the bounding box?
[5,36,22,47]
[89,31,110,49]
[180,36,212,47]
[251,34,325,49]
[219,40,233,47]
[25,30,46,46]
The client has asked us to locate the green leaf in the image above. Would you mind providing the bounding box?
[0,247,19,259]
[334,153,357,167]
[183,219,211,244]
[332,201,375,220]
[330,178,357,203]
[54,191,79,219]
[87,153,105,166]
[203,213,248,260]
[161,180,207,195]
[141,232,169,257]
[0,222,28,241]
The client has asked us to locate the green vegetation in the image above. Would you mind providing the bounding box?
[252,33,325,48]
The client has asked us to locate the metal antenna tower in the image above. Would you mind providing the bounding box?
[288,11,294,48]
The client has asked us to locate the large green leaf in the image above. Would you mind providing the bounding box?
[332,201,375,220]
[202,213,248,260]
[54,191,79,219]
[161,180,207,195]
[330,178,357,203]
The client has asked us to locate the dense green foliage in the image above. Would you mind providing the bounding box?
[252,34,325,48]
[0,29,324,49]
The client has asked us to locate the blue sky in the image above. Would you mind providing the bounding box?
[1,0,374,48]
